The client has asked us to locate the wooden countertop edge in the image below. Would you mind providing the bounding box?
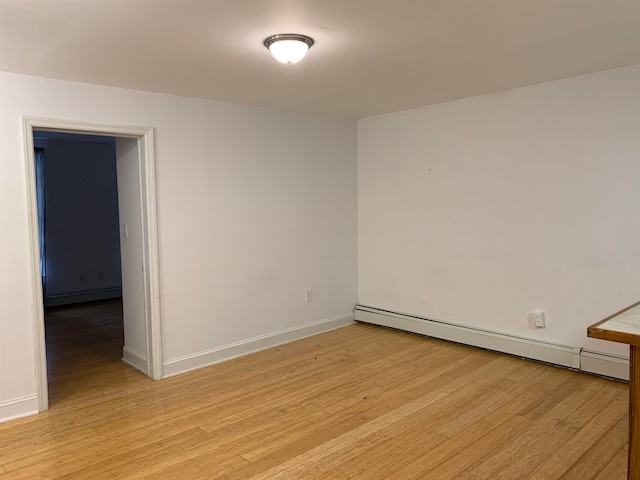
[587,300,640,347]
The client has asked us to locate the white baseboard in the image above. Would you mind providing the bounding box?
[122,346,148,375]
[163,314,355,378]
[45,288,122,307]
[354,305,629,381]
[0,394,39,424]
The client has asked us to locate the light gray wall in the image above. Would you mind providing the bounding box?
[34,134,121,299]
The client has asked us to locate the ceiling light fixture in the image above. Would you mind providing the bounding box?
[264,34,314,64]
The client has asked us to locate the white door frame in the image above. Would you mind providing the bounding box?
[22,117,163,412]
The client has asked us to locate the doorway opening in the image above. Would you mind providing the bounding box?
[34,131,124,406]
[23,118,162,412]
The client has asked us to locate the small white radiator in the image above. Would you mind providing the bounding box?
[354,305,629,381]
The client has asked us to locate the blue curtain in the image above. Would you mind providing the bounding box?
[34,147,46,291]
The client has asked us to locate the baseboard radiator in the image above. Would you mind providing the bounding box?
[354,305,629,381]
[45,287,122,307]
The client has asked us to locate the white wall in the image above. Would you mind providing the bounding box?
[0,72,357,421]
[358,65,640,357]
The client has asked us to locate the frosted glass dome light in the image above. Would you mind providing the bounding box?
[264,34,314,64]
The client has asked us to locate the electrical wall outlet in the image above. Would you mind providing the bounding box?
[305,289,313,302]
[98,271,105,280]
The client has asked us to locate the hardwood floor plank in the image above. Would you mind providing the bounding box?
[48,427,210,479]
[144,454,250,480]
[0,300,629,479]
[298,384,507,479]
[410,416,531,480]
[240,389,452,479]
[526,391,628,480]
[388,367,563,478]
[558,415,629,480]
[334,427,450,479]
[466,375,617,479]
[594,445,629,480]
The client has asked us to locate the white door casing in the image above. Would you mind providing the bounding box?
[22,117,162,412]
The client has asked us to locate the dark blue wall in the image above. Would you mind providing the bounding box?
[34,133,121,300]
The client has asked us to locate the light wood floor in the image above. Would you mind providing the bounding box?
[0,301,630,479]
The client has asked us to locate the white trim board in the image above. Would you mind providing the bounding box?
[0,395,39,424]
[163,314,355,378]
[122,347,148,374]
[354,305,629,381]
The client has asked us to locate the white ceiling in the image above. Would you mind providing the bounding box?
[1,0,640,119]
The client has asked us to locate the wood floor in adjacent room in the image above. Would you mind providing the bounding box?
[0,300,630,479]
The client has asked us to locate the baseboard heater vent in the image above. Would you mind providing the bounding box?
[580,350,629,381]
[45,287,122,307]
[354,305,629,381]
